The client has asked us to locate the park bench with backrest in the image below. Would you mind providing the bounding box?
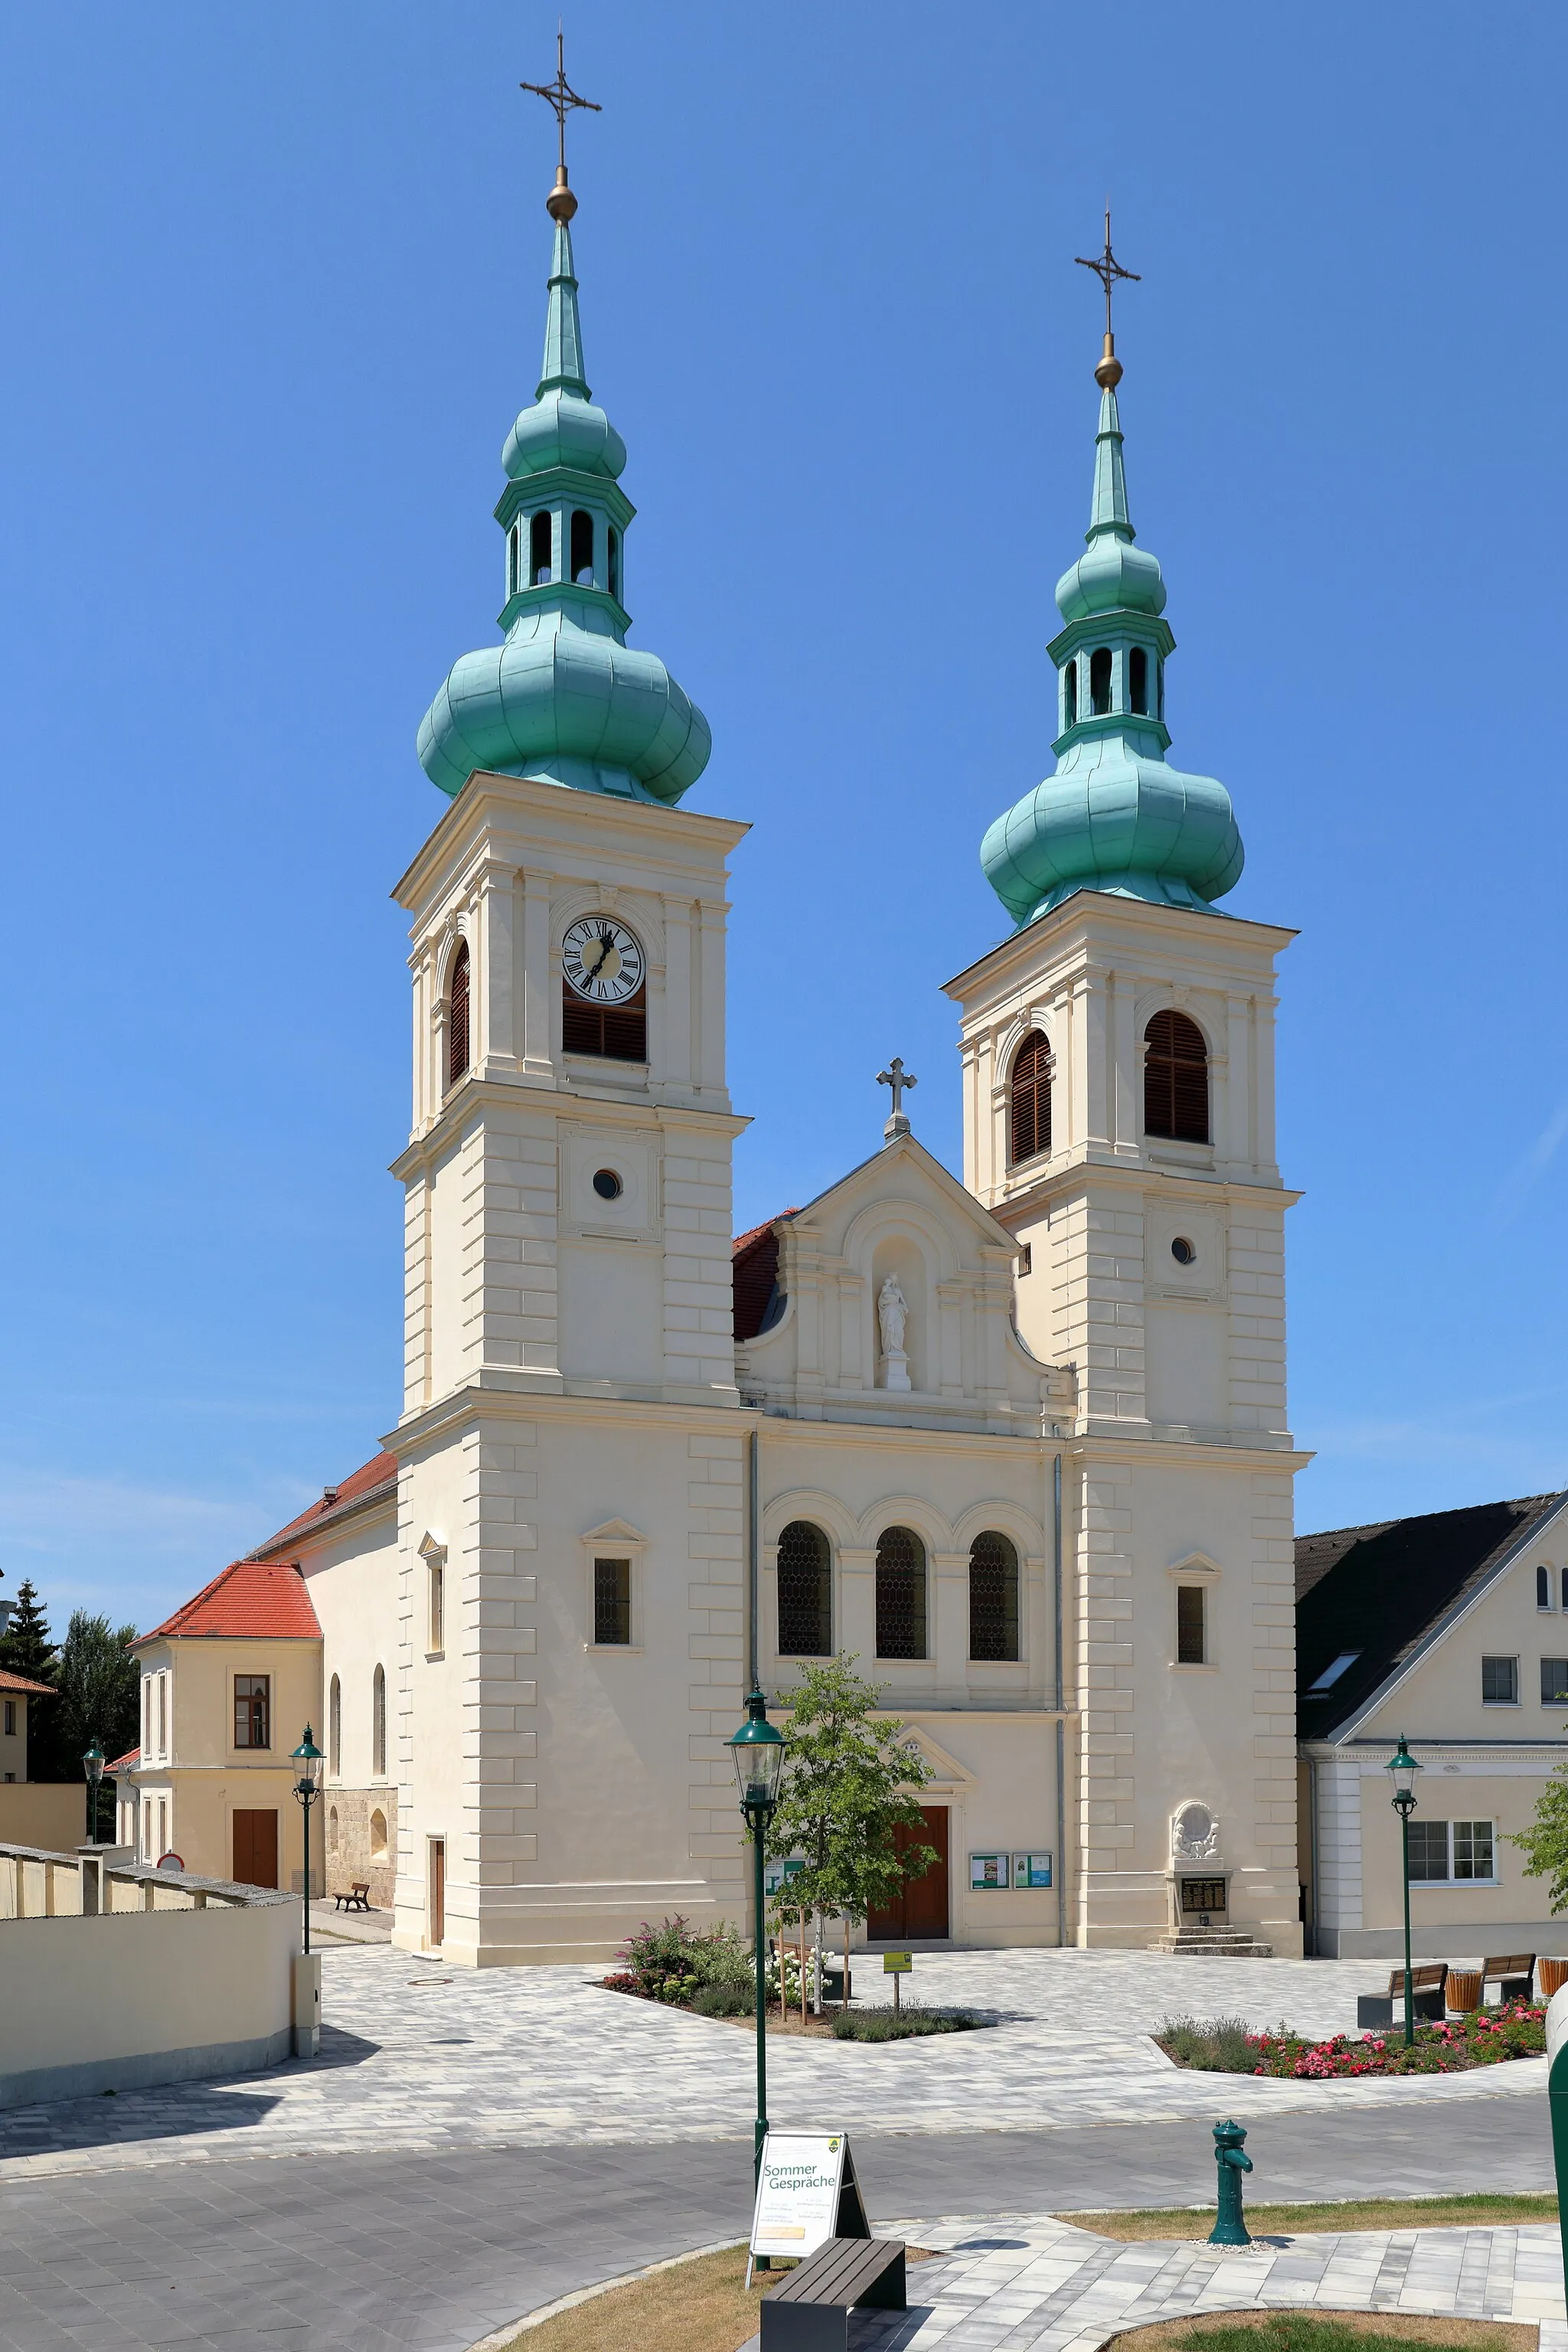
[1357,1961,1447,2029]
[1481,1952,1536,2003]
[333,1882,372,1912]
[760,2238,906,2350]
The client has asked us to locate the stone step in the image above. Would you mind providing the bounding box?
[1149,1932,1274,1958]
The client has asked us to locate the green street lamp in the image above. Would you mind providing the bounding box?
[1385,1734,1423,2048]
[291,1727,325,1955]
[727,1688,786,2184]
[81,1741,104,1847]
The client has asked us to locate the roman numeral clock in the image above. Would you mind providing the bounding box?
[562,915,644,1004]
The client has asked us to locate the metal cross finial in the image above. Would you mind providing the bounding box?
[877,1057,918,1141]
[1075,207,1140,339]
[521,27,602,185]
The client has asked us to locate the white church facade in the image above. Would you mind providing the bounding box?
[114,160,1307,1965]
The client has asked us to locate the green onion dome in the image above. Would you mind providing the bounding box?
[416,209,710,805]
[980,370,1242,927]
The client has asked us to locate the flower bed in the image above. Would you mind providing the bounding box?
[599,1916,988,2039]
[1158,2004,1546,2079]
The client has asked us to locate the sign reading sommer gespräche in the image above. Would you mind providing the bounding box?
[750,2131,870,2262]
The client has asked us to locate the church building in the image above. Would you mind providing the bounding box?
[113,137,1306,1964]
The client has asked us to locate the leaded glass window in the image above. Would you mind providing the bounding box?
[776,1521,831,1657]
[876,1526,926,1660]
[969,1532,1020,1661]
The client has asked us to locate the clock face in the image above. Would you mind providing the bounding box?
[562,916,645,1004]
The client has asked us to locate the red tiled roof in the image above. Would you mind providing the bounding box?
[0,1668,55,1698]
[107,1746,139,1774]
[248,1449,398,1560]
[733,1211,798,1342]
[139,1558,322,1644]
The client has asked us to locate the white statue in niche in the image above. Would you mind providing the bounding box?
[1171,1802,1220,1860]
[877,1275,912,1393]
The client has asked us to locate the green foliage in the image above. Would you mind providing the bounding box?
[1158,2014,1263,2072]
[0,1579,55,1685]
[52,1614,140,1821]
[765,1655,936,1931]
[690,1981,753,2017]
[1168,2318,1515,2352]
[1157,2004,1545,2078]
[830,2007,988,2041]
[1508,1761,1568,1909]
[611,1915,753,2004]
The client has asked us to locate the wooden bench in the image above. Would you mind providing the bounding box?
[1481,1952,1536,2002]
[1357,1962,1447,2029]
[333,1882,372,1913]
[760,2237,906,2350]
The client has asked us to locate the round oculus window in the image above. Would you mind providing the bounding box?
[592,1168,623,1200]
[1171,1236,1197,1266]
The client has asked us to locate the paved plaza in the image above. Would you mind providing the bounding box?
[0,1943,1547,2182]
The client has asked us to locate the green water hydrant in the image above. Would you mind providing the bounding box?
[1208,2118,1253,2246]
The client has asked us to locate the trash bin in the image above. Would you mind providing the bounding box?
[1540,1958,1568,2000]
[1447,1969,1481,2014]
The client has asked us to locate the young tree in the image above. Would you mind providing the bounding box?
[54,1612,140,1830]
[1508,1766,1568,1912]
[0,1580,60,1780]
[766,1655,936,2010]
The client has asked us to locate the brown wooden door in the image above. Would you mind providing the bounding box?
[232,1809,279,1890]
[867,1805,949,1940]
[429,1839,445,1946]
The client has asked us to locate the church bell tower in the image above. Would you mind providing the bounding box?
[946,228,1305,1952]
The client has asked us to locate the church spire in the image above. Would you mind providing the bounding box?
[978,236,1241,928]
[415,51,710,805]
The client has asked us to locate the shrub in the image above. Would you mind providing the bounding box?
[607,1916,756,2004]
[691,1981,753,2017]
[831,2007,988,2042]
[1158,2015,1266,2073]
[1156,2002,1546,2079]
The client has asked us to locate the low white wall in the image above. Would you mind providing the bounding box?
[0,1855,301,2108]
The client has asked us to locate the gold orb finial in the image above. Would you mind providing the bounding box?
[1095,330,1122,391]
[547,165,577,224]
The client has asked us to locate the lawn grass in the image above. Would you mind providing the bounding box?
[1062,2195,1558,2242]
[495,2240,936,2352]
[1108,2313,1534,2352]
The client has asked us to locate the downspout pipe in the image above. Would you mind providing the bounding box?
[746,1424,760,1690]
[1054,1449,1067,1951]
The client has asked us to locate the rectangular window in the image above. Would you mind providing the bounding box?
[1481,1655,1520,1705]
[428,1557,445,1653]
[143,1799,152,1856]
[157,1798,168,1857]
[1543,1659,1568,1704]
[142,1677,150,1752]
[1452,1819,1495,1881]
[1562,1566,1568,1612]
[158,1674,168,1756]
[1176,1584,1207,1665]
[1540,1565,1553,1609]
[234,1674,270,1749]
[1018,1243,1032,1276]
[1407,1818,1449,1880]
[593,1557,632,1646]
[2,1701,13,1738]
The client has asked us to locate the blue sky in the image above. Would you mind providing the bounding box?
[2,2,1565,1634]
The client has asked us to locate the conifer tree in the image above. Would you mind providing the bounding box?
[0,1579,55,1684]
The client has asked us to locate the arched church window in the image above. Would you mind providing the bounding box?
[876,1526,927,1660]
[570,510,594,586]
[328,1674,341,1778]
[507,521,521,599]
[529,511,552,586]
[1063,658,1078,729]
[372,1664,387,1779]
[1008,1031,1052,1165]
[1144,1009,1209,1145]
[777,1521,831,1657]
[969,1531,1020,1662]
[607,526,619,600]
[1156,655,1165,720]
[1090,645,1112,715]
[1129,646,1148,714]
[446,941,470,1090]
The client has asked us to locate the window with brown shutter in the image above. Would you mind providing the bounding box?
[446,941,470,1090]
[561,982,646,1063]
[1008,1031,1053,1166]
[1144,1009,1209,1144]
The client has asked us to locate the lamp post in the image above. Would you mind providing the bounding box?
[82,1741,104,1846]
[291,1727,324,1955]
[727,1687,786,2184]
[1385,1734,1422,2048]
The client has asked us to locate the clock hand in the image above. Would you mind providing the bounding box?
[583,937,612,981]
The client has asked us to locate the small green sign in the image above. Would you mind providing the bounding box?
[882,1951,913,1975]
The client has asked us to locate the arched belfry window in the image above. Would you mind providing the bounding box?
[777,1521,831,1657]
[446,940,470,1090]
[607,526,619,600]
[1008,1031,1053,1166]
[876,1526,927,1660]
[1062,659,1078,729]
[1144,1009,1209,1144]
[570,509,593,586]
[1090,646,1112,715]
[529,511,552,586]
[969,1532,1020,1662]
[1129,646,1148,714]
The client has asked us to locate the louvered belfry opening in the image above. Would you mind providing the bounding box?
[1143,1009,1209,1144]
[561,981,647,1063]
[1009,1031,1053,1165]
[876,1525,927,1660]
[446,940,471,1090]
[776,1520,832,1656]
[969,1531,1021,1661]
